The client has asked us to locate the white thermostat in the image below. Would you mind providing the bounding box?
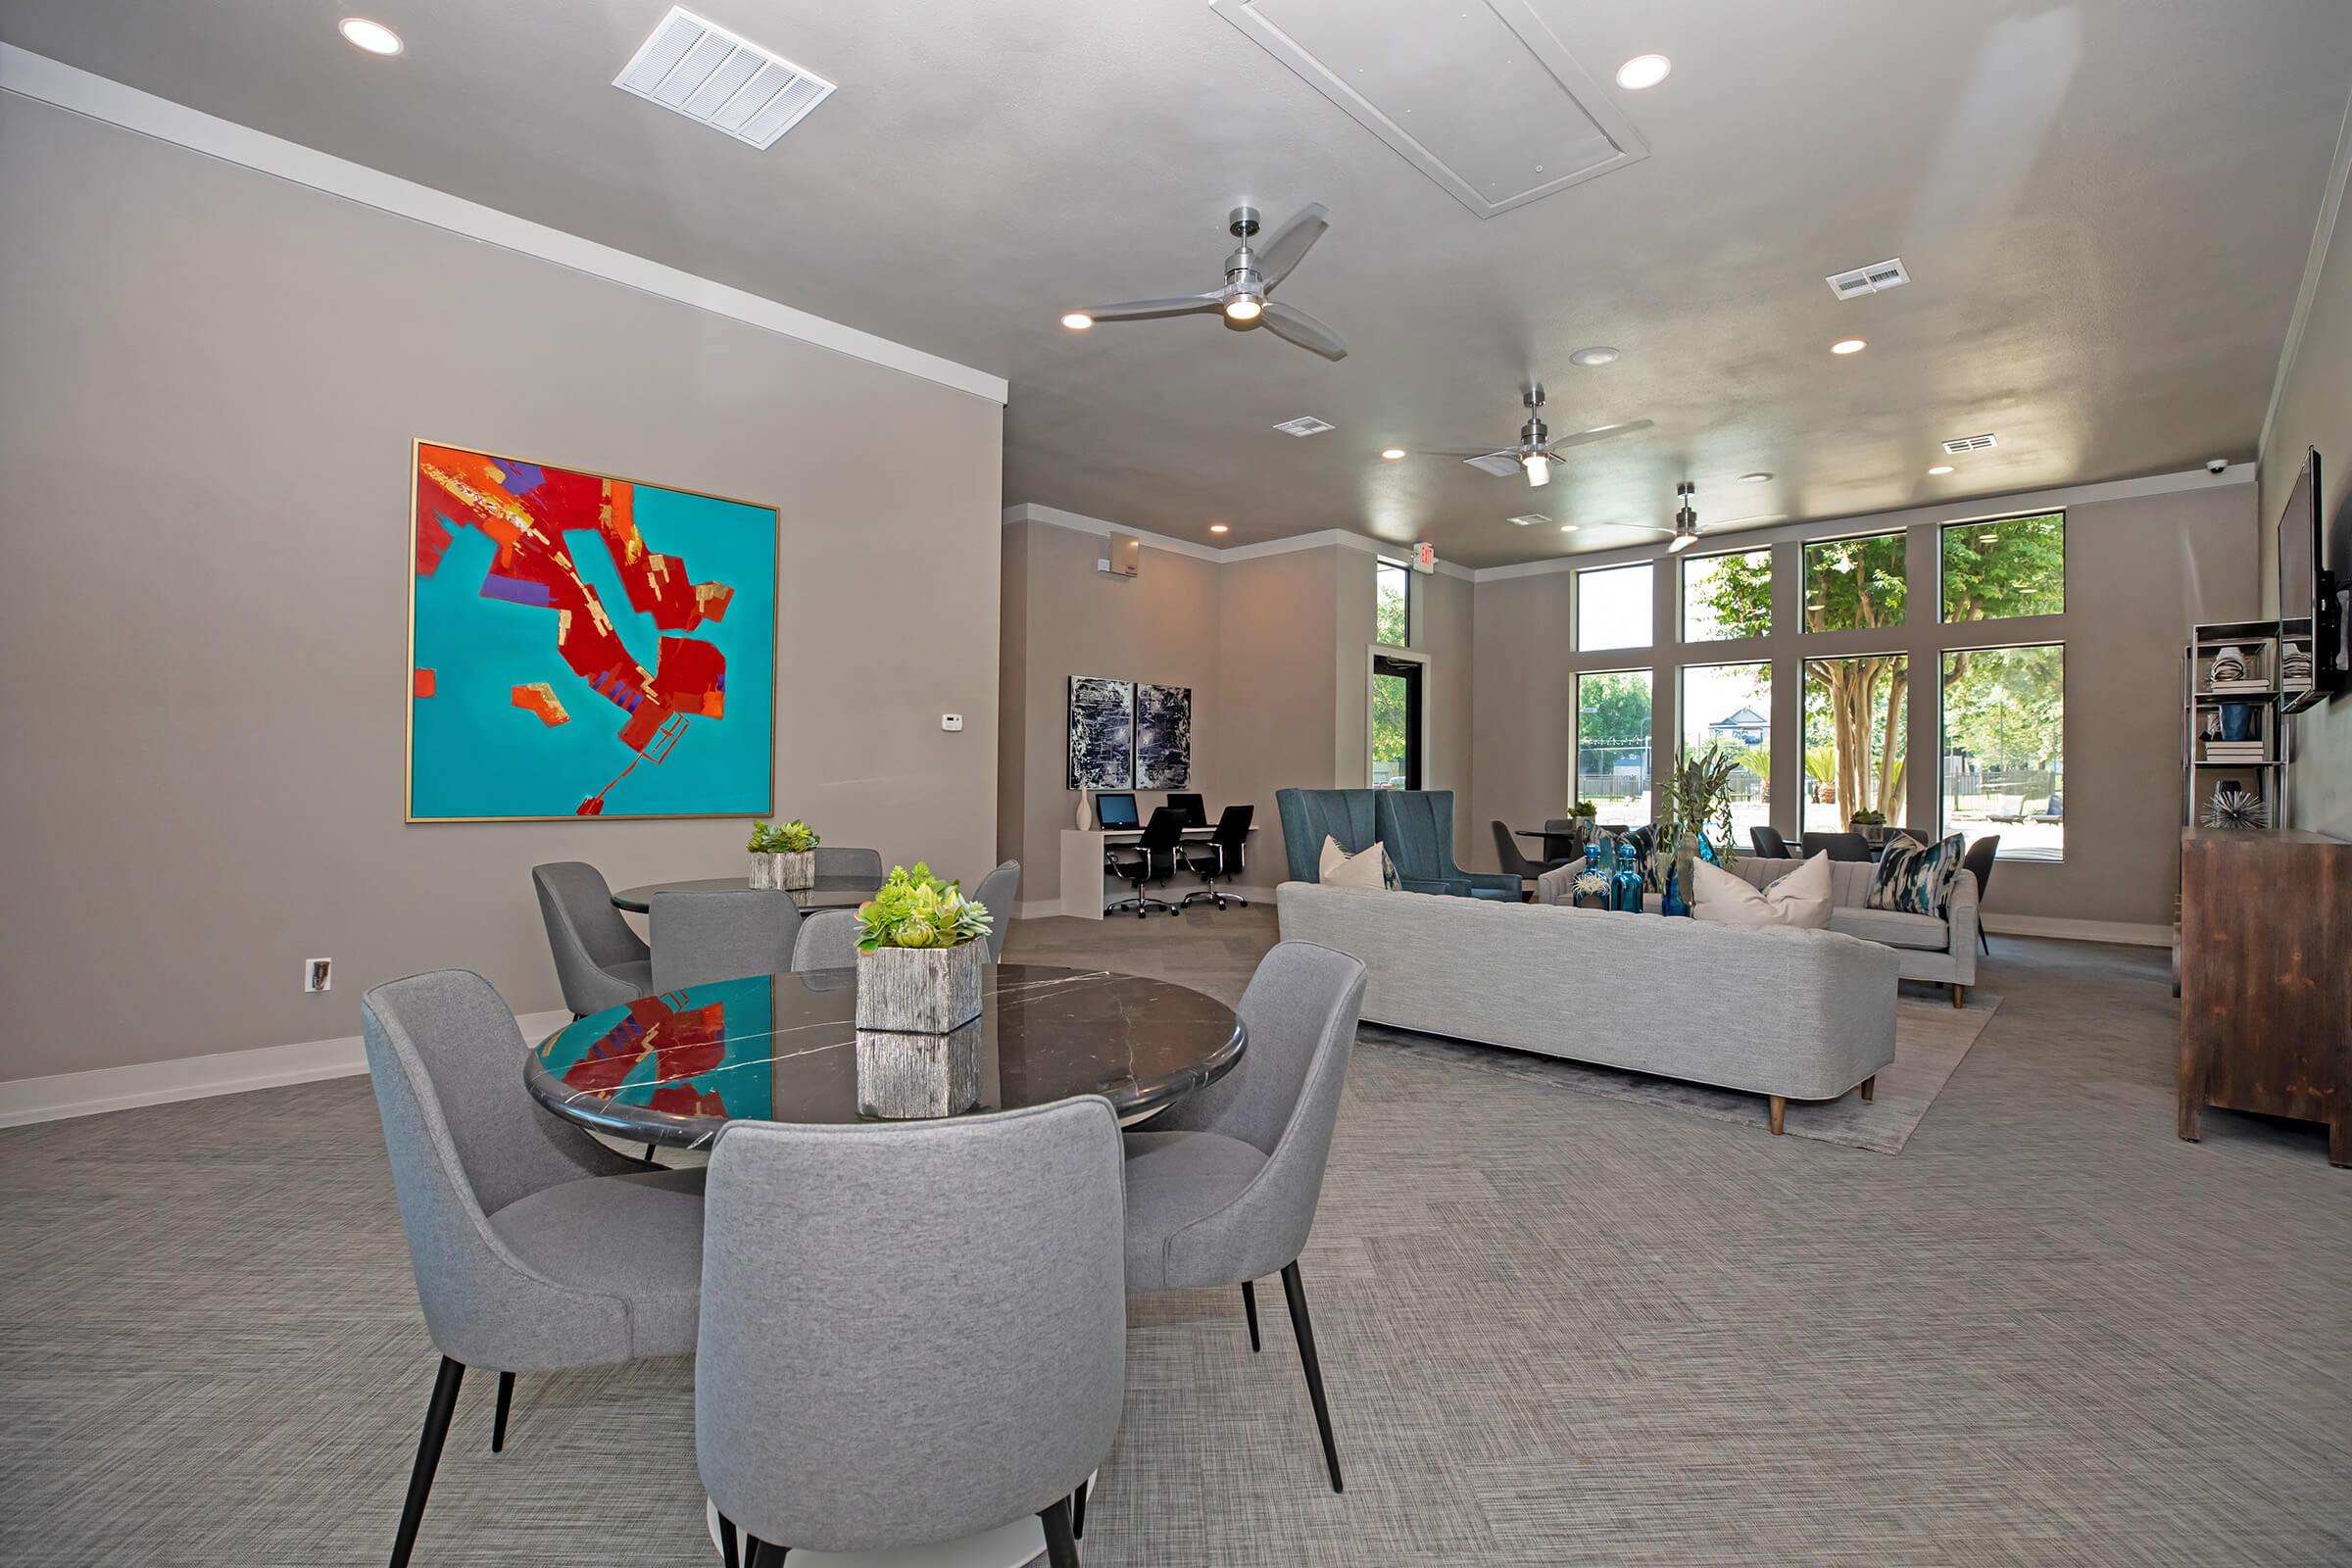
[941,713,964,732]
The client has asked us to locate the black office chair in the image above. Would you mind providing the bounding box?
[1165,792,1207,828]
[1962,835,2000,953]
[1105,807,1188,917]
[1801,831,1874,862]
[1180,806,1254,909]
[1750,826,1793,858]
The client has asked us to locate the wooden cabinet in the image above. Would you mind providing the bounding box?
[2178,827,2351,1166]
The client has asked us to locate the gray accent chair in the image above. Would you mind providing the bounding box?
[1750,825,1793,858]
[791,909,859,972]
[814,846,885,884]
[530,862,652,1015]
[361,970,707,1568]
[1801,831,1874,862]
[1120,941,1368,1494]
[698,1102,1126,1567]
[1961,835,1999,953]
[969,859,1021,961]
[650,889,803,992]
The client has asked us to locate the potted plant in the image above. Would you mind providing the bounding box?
[748,819,820,891]
[853,863,995,1033]
[1847,808,1886,840]
[1570,799,1598,820]
[1654,747,1741,912]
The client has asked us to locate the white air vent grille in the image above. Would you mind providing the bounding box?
[1272,416,1336,437]
[1507,513,1550,527]
[1941,432,1999,454]
[1826,258,1911,300]
[614,7,836,150]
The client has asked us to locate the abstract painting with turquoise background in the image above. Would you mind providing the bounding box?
[408,442,776,820]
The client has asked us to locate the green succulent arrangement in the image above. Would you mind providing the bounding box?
[856,863,994,952]
[1847,808,1887,827]
[1571,800,1598,817]
[748,819,820,854]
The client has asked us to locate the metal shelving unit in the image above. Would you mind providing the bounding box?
[2181,619,2292,829]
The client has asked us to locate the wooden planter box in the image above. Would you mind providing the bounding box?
[750,851,815,891]
[856,1019,984,1118]
[856,940,985,1034]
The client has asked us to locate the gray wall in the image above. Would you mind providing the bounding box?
[2262,146,2352,840]
[0,99,1004,1082]
[1468,481,2254,931]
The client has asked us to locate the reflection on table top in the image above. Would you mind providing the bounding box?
[526,963,1246,1149]
[609,875,878,913]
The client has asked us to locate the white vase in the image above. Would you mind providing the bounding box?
[1076,789,1092,830]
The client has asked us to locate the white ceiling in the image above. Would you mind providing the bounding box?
[6,0,2347,567]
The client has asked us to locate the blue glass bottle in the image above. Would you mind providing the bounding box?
[1611,838,1646,913]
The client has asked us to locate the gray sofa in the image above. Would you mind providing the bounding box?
[1535,854,1980,1002]
[1276,880,1896,1131]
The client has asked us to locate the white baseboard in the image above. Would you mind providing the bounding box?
[0,1008,571,1129]
[1981,913,2172,948]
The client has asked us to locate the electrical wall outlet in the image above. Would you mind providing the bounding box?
[941,713,964,732]
[305,957,332,993]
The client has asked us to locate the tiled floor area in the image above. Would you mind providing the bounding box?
[2,909,2347,1565]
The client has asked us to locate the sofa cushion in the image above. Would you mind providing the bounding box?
[1868,833,1967,916]
[1830,906,1951,951]
[1692,853,1831,929]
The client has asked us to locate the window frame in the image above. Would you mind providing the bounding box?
[1678,545,1773,644]
[1937,511,2066,626]
[1572,666,1656,817]
[1800,650,1911,839]
[1576,561,1655,652]
[1375,557,1414,649]
[1936,639,2066,862]
[1800,529,1909,636]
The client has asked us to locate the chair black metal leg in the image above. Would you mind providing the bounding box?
[1980,925,1991,955]
[490,1370,514,1453]
[388,1355,466,1568]
[1039,1495,1080,1568]
[747,1537,786,1566]
[1071,1477,1088,1540]
[1280,1260,1344,1494]
[644,1143,660,1164]
[1242,1279,1261,1352]
[719,1515,740,1568]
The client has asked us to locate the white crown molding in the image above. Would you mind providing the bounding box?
[1467,464,2258,583]
[1004,504,1476,578]
[0,1009,571,1128]
[2259,74,2352,464]
[0,43,1008,406]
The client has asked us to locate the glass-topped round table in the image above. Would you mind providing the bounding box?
[529,963,1246,1147]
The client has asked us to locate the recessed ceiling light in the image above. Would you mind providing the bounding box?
[1380,447,1407,461]
[1740,471,1773,484]
[1569,346,1620,368]
[338,17,404,55]
[1831,338,1868,356]
[1615,54,1671,90]
[1928,464,1956,475]
[1209,523,1229,534]
[1559,522,1579,533]
[1060,312,1094,330]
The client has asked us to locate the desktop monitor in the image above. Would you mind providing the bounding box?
[1165,792,1207,827]
[1094,792,1140,829]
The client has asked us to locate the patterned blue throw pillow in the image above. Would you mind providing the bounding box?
[1867,833,1966,916]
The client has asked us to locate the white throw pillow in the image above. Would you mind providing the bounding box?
[1691,853,1832,929]
[1319,835,1393,891]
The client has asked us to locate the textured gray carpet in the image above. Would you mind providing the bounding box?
[2,915,2348,1566]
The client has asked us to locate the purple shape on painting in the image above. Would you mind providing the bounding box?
[480,573,556,610]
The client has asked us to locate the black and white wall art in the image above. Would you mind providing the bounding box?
[1065,676,1135,789]
[1135,683,1193,789]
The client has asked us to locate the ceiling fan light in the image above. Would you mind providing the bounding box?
[1224,296,1262,321]
[1523,453,1551,487]
[1667,532,1696,553]
[1060,312,1094,330]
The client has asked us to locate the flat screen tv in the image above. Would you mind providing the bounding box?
[2277,446,2339,710]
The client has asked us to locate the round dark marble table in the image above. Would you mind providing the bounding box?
[527,963,1246,1149]
[608,875,877,913]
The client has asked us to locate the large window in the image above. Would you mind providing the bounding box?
[1682,548,1772,642]
[1578,563,1652,651]
[1803,654,1908,836]
[1941,644,2063,860]
[1943,514,2063,622]
[1376,559,1411,647]
[1575,670,1653,822]
[1681,662,1772,841]
[1803,532,1907,633]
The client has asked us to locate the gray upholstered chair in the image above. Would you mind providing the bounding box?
[791,908,859,972]
[1120,941,1368,1493]
[1750,825,1793,858]
[698,1102,1126,1568]
[361,970,706,1568]
[1962,834,2000,953]
[969,859,1020,961]
[650,889,802,992]
[814,846,885,885]
[1801,831,1875,862]
[530,862,652,1016]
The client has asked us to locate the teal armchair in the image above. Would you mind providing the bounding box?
[1377,790,1522,901]
[1276,789,1381,883]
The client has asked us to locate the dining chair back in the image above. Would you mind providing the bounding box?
[1492,820,1542,881]
[650,890,803,993]
[1962,835,2000,953]
[814,846,886,884]
[698,1102,1125,1562]
[1750,825,1793,858]
[791,909,859,972]
[1801,831,1874,862]
[1541,817,1586,862]
[531,862,651,1015]
[969,860,1021,960]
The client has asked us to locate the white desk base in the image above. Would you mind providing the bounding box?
[1057,826,1260,919]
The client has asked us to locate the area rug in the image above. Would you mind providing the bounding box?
[1360,991,2002,1154]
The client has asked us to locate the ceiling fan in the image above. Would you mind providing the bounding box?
[1623,482,1788,551]
[1060,204,1348,361]
[1429,384,1652,488]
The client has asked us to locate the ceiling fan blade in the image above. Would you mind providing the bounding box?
[1541,418,1656,455]
[1075,293,1226,320]
[1254,203,1331,289]
[1257,300,1348,361]
[1451,452,1523,478]
[1704,514,1788,531]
